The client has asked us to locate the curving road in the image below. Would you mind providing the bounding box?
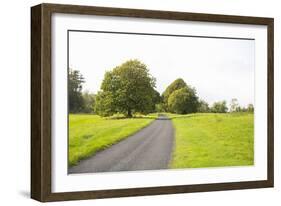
[69,115,174,174]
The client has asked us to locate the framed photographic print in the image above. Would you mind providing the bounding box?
[31,3,274,202]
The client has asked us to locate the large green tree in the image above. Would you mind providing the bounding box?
[68,69,85,113]
[167,87,198,114]
[95,59,156,117]
[162,78,199,114]
[162,78,187,110]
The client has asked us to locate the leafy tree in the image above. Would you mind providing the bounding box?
[235,106,245,112]
[162,78,187,111]
[198,99,210,113]
[211,101,228,113]
[155,103,165,113]
[95,91,115,116]
[95,59,156,117]
[68,69,85,113]
[167,87,198,114]
[247,104,254,113]
[150,89,162,112]
[81,92,95,113]
[229,98,239,112]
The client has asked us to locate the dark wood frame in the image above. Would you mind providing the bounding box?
[31,3,274,202]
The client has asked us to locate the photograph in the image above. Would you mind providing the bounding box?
[67,30,255,174]
[30,3,274,201]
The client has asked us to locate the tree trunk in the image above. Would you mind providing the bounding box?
[127,108,132,118]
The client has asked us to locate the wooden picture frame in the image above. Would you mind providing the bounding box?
[31,3,274,202]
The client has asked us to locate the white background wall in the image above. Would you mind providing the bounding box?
[0,0,279,205]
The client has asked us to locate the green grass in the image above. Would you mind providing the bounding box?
[170,113,254,168]
[69,114,154,166]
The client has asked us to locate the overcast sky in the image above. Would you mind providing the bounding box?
[69,31,254,107]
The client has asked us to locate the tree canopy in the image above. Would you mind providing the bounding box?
[68,69,85,113]
[162,78,187,102]
[95,59,157,117]
[198,99,210,113]
[167,87,199,114]
[162,78,198,114]
[81,92,95,113]
[211,101,228,113]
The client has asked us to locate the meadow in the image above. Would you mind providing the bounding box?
[169,113,254,168]
[68,114,154,166]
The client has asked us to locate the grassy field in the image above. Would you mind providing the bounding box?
[170,113,254,168]
[69,114,154,166]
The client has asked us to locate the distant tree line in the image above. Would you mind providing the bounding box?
[69,59,254,116]
[229,98,254,113]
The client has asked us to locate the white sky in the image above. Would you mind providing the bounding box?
[69,31,254,107]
